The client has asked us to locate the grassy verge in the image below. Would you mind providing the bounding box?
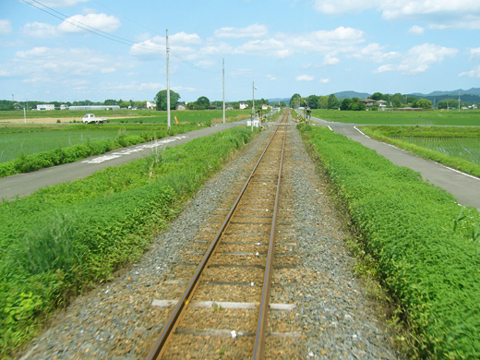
[299,124,480,359]
[0,126,257,357]
[360,126,480,178]
[0,124,201,178]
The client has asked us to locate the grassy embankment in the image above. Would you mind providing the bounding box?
[299,124,480,358]
[0,126,257,357]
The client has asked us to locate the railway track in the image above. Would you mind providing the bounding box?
[148,111,296,359]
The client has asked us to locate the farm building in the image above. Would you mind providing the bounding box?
[37,104,55,111]
[146,101,156,110]
[68,105,120,111]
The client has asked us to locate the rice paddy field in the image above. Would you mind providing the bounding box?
[360,126,480,177]
[399,137,480,165]
[311,109,480,125]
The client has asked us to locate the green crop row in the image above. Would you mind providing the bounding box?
[0,126,256,357]
[299,124,480,359]
[361,126,480,178]
[0,124,199,178]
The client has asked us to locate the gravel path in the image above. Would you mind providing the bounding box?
[18,118,401,359]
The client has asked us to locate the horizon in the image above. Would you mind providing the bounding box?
[2,1,480,103]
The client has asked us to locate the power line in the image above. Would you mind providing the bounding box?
[21,0,220,74]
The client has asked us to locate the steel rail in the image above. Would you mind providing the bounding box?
[147,122,284,360]
[253,121,288,360]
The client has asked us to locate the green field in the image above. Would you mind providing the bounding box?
[311,109,480,125]
[0,125,151,162]
[361,126,480,177]
[400,137,480,165]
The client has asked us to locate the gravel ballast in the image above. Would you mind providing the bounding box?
[18,118,402,359]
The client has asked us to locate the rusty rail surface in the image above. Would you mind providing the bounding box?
[148,112,289,360]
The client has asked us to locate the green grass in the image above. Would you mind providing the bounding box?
[0,126,257,357]
[299,124,480,359]
[360,126,480,178]
[311,109,480,125]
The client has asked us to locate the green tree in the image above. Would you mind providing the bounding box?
[340,98,352,111]
[289,93,302,108]
[371,92,384,101]
[307,95,318,109]
[196,96,210,109]
[416,98,432,109]
[327,94,340,109]
[154,90,181,111]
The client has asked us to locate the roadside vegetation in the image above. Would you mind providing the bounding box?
[360,126,480,178]
[299,124,480,359]
[0,126,257,357]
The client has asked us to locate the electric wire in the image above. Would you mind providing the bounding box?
[21,0,220,74]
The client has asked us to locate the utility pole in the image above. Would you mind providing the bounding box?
[222,58,225,124]
[252,81,255,120]
[458,93,461,111]
[166,29,171,129]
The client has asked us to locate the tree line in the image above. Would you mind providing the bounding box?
[290,91,479,111]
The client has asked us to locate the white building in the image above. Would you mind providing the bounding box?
[239,102,249,110]
[37,104,55,111]
[146,101,156,110]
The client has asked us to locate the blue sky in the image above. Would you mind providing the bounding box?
[1,0,480,103]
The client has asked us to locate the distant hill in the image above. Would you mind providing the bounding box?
[333,91,371,100]
[409,88,480,104]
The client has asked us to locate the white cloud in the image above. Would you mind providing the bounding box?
[267,74,277,80]
[459,65,480,78]
[171,32,201,44]
[313,0,480,29]
[0,20,12,35]
[1,46,132,82]
[234,38,292,58]
[22,22,58,38]
[313,0,378,15]
[130,32,202,58]
[409,25,425,34]
[352,43,399,62]
[57,13,121,34]
[322,54,340,66]
[214,24,268,39]
[319,78,331,83]
[375,43,458,75]
[296,74,314,81]
[467,47,480,60]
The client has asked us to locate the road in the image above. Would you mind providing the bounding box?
[0,121,247,201]
[310,116,480,211]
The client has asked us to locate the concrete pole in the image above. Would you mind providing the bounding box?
[223,58,225,124]
[166,29,171,129]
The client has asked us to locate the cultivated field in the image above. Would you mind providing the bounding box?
[360,126,480,177]
[0,109,250,124]
[311,109,480,126]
